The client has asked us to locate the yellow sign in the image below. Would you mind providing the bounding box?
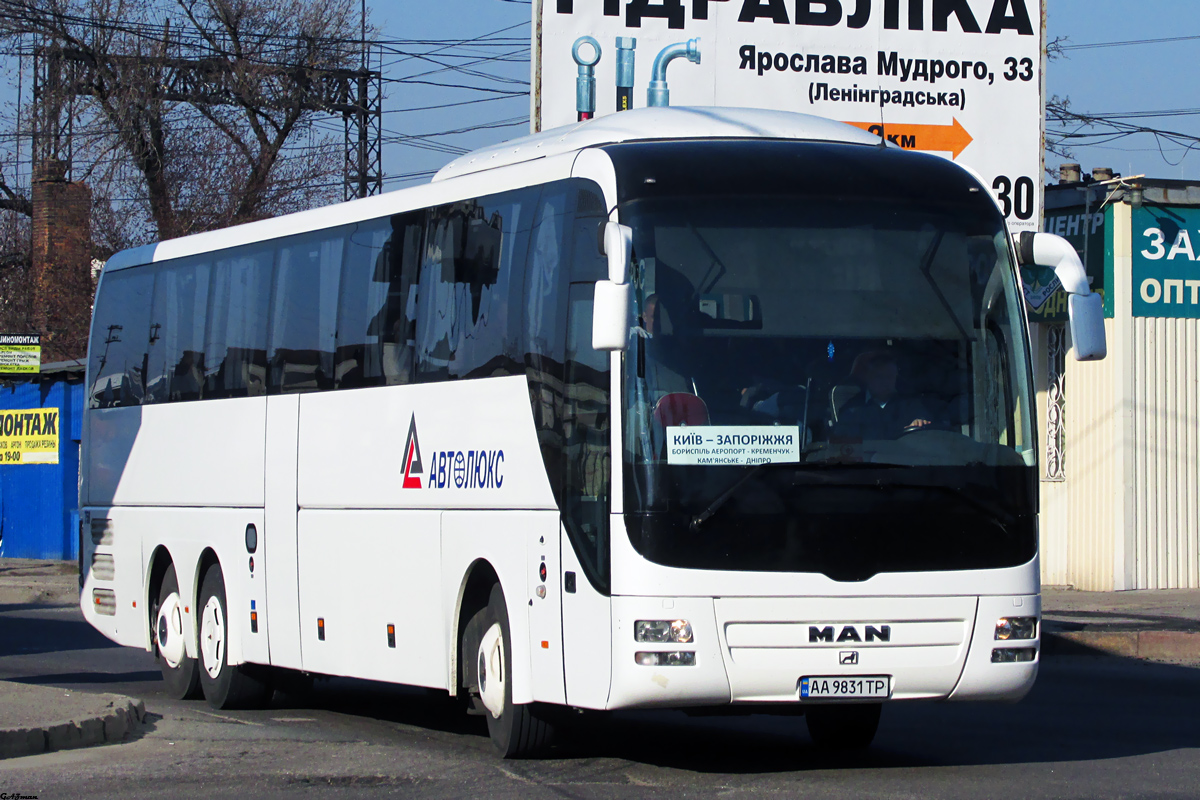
[0,334,41,374]
[0,408,59,465]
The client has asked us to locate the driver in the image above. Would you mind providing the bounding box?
[834,349,932,440]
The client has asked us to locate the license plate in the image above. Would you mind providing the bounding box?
[800,675,891,700]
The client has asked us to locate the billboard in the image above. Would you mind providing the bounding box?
[1133,205,1200,320]
[0,407,59,465]
[533,0,1045,231]
[0,333,40,374]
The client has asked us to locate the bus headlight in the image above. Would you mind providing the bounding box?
[992,647,1037,663]
[635,619,694,643]
[635,651,696,666]
[995,616,1038,640]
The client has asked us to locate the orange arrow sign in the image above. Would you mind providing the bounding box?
[844,118,974,160]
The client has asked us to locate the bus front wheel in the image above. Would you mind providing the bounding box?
[197,563,273,710]
[805,702,882,749]
[155,567,201,700]
[464,583,554,758]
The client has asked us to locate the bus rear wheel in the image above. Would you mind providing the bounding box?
[155,567,201,700]
[805,703,882,749]
[197,563,273,710]
[463,583,554,758]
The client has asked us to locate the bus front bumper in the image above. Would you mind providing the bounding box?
[606,594,1040,711]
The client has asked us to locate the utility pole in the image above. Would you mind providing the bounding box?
[31,37,383,206]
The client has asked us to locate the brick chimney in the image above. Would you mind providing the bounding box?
[31,158,92,363]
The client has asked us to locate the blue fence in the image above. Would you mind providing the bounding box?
[0,372,84,560]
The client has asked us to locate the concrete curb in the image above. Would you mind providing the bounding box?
[1044,630,1200,662]
[0,695,146,760]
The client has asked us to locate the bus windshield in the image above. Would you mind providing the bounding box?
[616,148,1036,581]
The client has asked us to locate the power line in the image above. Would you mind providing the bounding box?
[1047,101,1200,167]
[1060,34,1200,51]
[1048,107,1200,122]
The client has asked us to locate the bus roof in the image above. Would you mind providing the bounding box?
[101,107,883,273]
[433,107,881,182]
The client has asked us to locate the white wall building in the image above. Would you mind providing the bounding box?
[1033,171,1200,590]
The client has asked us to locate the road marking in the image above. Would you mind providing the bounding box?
[496,767,534,784]
[193,709,264,726]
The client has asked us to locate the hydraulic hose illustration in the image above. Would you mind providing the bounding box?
[615,37,636,112]
[572,36,601,121]
[647,38,701,108]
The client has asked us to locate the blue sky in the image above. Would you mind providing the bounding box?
[371,0,532,187]
[1045,0,1200,181]
[377,0,1200,186]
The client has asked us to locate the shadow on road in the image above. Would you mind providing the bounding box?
[542,655,1200,773]
[292,653,1200,774]
[6,601,1200,774]
[295,679,489,739]
[7,671,162,685]
[0,610,121,657]
[0,602,80,614]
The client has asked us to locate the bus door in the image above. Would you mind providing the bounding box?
[264,394,303,670]
[559,280,613,709]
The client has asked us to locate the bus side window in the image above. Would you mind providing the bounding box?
[449,191,534,380]
[412,191,535,383]
[270,229,345,394]
[562,282,611,591]
[335,213,420,389]
[569,186,608,283]
[523,180,612,592]
[413,207,461,382]
[144,258,210,404]
[524,183,571,488]
[204,247,273,400]
[89,268,154,409]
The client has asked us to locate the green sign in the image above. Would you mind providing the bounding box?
[0,334,40,374]
[1025,206,1108,322]
[1133,206,1200,319]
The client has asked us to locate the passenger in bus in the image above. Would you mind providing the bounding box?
[632,293,659,338]
[833,350,932,440]
[635,293,696,402]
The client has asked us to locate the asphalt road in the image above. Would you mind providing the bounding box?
[2,601,1199,799]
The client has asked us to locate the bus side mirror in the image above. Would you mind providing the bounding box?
[1068,292,1106,361]
[595,222,633,350]
[1018,231,1107,361]
[593,280,631,351]
[603,222,633,283]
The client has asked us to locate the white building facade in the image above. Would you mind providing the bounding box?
[1033,176,1200,590]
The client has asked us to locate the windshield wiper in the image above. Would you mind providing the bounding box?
[687,222,728,296]
[690,464,836,531]
[916,228,971,342]
[689,464,1001,532]
[872,480,1014,529]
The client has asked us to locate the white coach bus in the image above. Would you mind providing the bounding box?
[80,107,1105,756]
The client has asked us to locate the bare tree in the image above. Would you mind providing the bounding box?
[0,210,32,335]
[0,0,363,245]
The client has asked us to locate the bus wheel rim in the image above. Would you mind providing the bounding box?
[200,595,225,679]
[157,592,186,668]
[477,622,505,719]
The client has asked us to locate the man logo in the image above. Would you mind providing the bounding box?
[809,625,891,643]
[840,651,859,665]
[402,414,424,489]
